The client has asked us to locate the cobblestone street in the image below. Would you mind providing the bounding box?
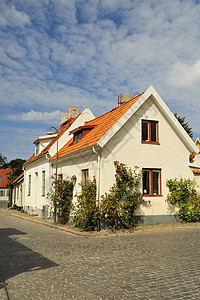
[1,208,200,299]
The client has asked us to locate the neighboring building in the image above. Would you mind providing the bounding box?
[50,86,199,225]
[12,172,24,209]
[0,168,12,203]
[23,106,95,216]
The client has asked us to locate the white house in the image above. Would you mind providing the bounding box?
[12,172,24,209]
[50,86,199,225]
[23,106,95,216]
[0,168,12,203]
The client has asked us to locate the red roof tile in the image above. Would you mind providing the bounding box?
[192,169,200,174]
[24,118,75,166]
[12,172,24,185]
[0,168,12,188]
[53,94,143,159]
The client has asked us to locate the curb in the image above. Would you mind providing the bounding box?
[0,208,97,238]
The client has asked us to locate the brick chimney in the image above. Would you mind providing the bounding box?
[61,106,79,124]
[119,94,135,105]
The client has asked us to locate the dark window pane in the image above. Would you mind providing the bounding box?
[151,121,157,142]
[152,171,159,194]
[143,170,150,194]
[142,121,149,141]
[82,169,89,183]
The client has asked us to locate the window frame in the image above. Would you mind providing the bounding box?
[142,168,162,197]
[41,170,45,197]
[28,175,31,196]
[35,142,40,155]
[0,190,5,197]
[81,169,89,184]
[141,120,159,144]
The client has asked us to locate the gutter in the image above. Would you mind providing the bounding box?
[92,146,101,203]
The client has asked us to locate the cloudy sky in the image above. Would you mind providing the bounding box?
[1,0,200,161]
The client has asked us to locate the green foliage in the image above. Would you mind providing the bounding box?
[48,177,75,224]
[174,113,193,139]
[7,158,26,188]
[166,178,200,222]
[73,178,97,231]
[101,161,146,230]
[0,153,8,168]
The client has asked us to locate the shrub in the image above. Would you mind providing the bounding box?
[166,178,200,222]
[101,161,146,229]
[48,176,75,224]
[73,178,97,231]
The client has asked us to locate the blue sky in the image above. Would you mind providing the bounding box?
[0,0,200,161]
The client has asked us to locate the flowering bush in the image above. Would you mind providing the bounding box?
[166,178,200,222]
[73,178,97,231]
[48,176,75,224]
[101,161,146,229]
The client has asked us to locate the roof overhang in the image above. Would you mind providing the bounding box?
[97,85,199,153]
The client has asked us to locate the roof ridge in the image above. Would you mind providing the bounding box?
[84,92,144,125]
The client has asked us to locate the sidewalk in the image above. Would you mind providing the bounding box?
[1,204,200,237]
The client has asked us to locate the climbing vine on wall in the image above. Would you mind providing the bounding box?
[101,161,146,230]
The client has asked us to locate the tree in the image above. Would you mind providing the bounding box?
[7,158,26,188]
[174,113,193,139]
[0,153,8,169]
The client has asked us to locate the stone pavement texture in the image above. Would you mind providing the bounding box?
[0,205,200,299]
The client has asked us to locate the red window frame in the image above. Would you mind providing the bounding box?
[142,169,162,197]
[82,169,89,184]
[142,120,159,144]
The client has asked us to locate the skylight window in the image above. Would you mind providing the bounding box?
[0,176,4,182]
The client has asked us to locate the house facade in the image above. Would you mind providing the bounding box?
[12,172,24,208]
[0,168,12,203]
[23,106,95,216]
[51,86,199,225]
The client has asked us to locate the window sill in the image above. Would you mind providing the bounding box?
[143,194,163,197]
[141,141,160,145]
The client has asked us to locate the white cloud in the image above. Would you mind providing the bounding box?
[0,0,200,161]
[7,110,62,122]
[0,2,30,28]
[168,61,200,88]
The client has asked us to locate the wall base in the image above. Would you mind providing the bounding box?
[135,214,181,226]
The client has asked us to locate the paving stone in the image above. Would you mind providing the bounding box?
[1,208,200,299]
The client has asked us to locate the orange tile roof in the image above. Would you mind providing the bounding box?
[24,119,75,166]
[192,169,200,174]
[12,172,24,185]
[0,168,12,188]
[53,94,143,159]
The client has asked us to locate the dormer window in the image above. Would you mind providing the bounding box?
[35,142,40,155]
[70,125,96,144]
[74,131,82,143]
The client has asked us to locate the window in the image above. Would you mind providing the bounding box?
[142,169,161,196]
[142,120,159,143]
[74,132,82,143]
[35,142,40,155]
[0,190,5,197]
[28,175,31,196]
[42,171,45,196]
[82,169,89,184]
[7,190,9,196]
[0,176,4,182]
[58,174,63,181]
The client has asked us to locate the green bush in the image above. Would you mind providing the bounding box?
[48,176,75,224]
[166,178,200,222]
[101,161,146,229]
[73,178,97,231]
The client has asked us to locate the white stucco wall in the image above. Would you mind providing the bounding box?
[23,108,95,213]
[56,95,197,221]
[99,96,195,217]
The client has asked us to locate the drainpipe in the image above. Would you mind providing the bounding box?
[92,146,101,232]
